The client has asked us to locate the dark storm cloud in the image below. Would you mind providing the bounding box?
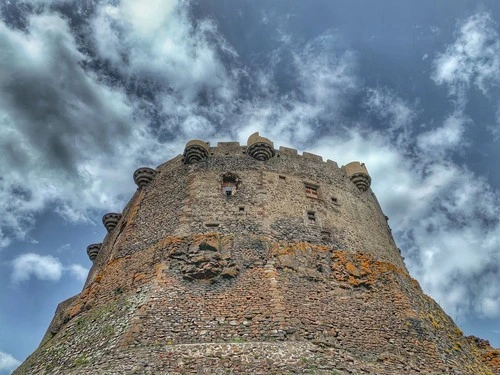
[0,11,167,247]
[0,13,132,173]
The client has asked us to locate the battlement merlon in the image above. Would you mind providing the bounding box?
[180,134,355,172]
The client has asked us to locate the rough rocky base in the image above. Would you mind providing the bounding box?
[14,341,485,375]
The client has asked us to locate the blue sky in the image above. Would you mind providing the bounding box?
[1,0,500,372]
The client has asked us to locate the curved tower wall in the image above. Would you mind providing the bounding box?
[14,135,497,375]
[85,141,402,288]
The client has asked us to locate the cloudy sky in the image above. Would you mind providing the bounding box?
[1,0,500,372]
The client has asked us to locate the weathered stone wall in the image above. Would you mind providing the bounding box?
[14,137,498,375]
[87,140,404,289]
[14,237,494,374]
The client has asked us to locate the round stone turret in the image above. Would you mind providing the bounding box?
[246,132,275,161]
[133,167,157,188]
[102,212,122,232]
[344,161,371,191]
[183,140,210,164]
[86,243,102,262]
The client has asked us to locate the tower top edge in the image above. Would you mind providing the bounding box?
[181,134,365,170]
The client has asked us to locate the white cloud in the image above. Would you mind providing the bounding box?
[416,111,468,157]
[11,253,88,284]
[0,351,20,373]
[364,87,416,146]
[231,31,358,148]
[66,264,88,282]
[433,12,500,96]
[91,0,236,103]
[11,253,63,283]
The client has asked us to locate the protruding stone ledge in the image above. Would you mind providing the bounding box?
[279,146,298,156]
[302,152,323,162]
[184,140,210,164]
[86,243,102,262]
[344,161,371,191]
[102,212,122,232]
[246,132,275,161]
[217,141,240,148]
[133,167,157,188]
[326,159,339,168]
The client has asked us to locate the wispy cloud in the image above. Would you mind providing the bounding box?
[11,253,87,284]
[416,111,469,157]
[432,12,500,97]
[67,264,88,282]
[364,87,416,146]
[0,351,20,373]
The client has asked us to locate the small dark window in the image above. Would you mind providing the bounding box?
[307,211,316,223]
[279,175,286,181]
[239,206,245,212]
[321,230,331,242]
[205,223,220,228]
[222,172,239,197]
[331,197,338,203]
[305,184,319,198]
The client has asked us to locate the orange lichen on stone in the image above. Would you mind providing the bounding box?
[468,336,500,374]
[483,349,500,373]
[272,241,330,256]
[345,262,360,277]
[133,273,146,283]
[331,250,408,288]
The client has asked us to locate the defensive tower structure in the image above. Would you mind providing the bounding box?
[15,133,500,374]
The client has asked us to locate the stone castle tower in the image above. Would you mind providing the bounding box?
[15,133,499,374]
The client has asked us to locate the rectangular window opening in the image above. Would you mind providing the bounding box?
[305,184,319,198]
[205,223,220,228]
[239,206,245,212]
[279,175,286,181]
[307,211,316,223]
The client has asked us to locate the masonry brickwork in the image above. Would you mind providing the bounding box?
[14,133,499,374]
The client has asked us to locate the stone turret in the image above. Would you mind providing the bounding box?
[86,243,101,262]
[102,212,122,232]
[183,140,210,164]
[344,161,371,191]
[133,167,157,188]
[246,132,275,161]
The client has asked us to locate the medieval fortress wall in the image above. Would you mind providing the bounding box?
[14,133,499,375]
[87,132,404,286]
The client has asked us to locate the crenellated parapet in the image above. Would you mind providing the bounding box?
[344,161,371,191]
[86,243,102,262]
[133,167,157,188]
[102,212,122,232]
[184,140,210,164]
[246,132,275,161]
